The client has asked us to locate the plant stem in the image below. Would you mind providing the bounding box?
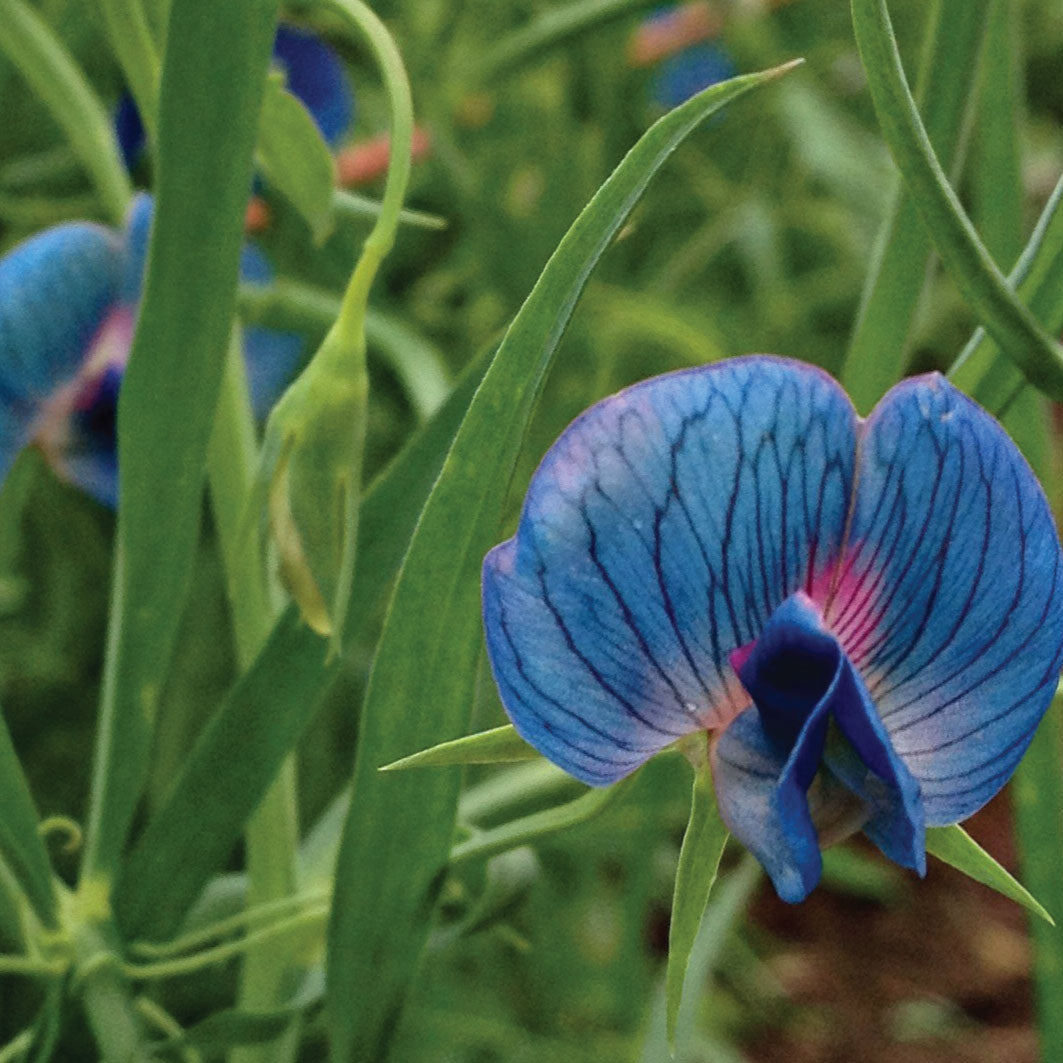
[208,334,302,1063]
[98,0,161,144]
[0,0,132,226]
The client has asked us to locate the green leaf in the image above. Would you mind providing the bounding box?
[841,0,990,412]
[850,0,1063,399]
[0,706,56,930]
[641,856,760,1061]
[114,351,491,942]
[925,824,1053,924]
[0,0,131,224]
[666,761,728,1048]
[325,63,797,1062]
[472,0,659,84]
[949,174,1063,405]
[381,725,541,772]
[81,0,281,889]
[258,74,336,244]
[1014,694,1063,1055]
[449,776,636,867]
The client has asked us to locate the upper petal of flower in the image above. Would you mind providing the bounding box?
[272,25,354,147]
[825,374,1063,825]
[0,221,123,478]
[482,357,858,785]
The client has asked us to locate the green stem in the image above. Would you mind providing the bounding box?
[75,915,154,1061]
[0,0,132,225]
[130,889,329,960]
[850,0,1063,399]
[322,0,415,345]
[122,906,329,981]
[98,0,161,144]
[207,334,304,1063]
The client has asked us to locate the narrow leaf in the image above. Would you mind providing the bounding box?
[381,726,540,772]
[841,0,990,411]
[449,776,636,867]
[0,0,131,225]
[82,0,281,888]
[949,174,1063,403]
[114,350,491,941]
[473,0,660,84]
[666,763,728,1048]
[850,0,1063,399]
[325,64,797,1062]
[926,824,1053,924]
[258,75,336,244]
[1014,694,1063,1054]
[0,706,56,929]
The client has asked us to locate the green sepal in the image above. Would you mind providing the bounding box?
[926,823,1054,924]
[380,725,541,772]
[666,757,729,1050]
[254,321,369,647]
[257,73,336,244]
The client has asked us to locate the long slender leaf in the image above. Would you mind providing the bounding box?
[81,0,281,890]
[324,64,799,1063]
[381,725,539,771]
[0,0,131,225]
[841,0,989,411]
[114,349,492,941]
[666,762,728,1047]
[850,0,1063,399]
[0,708,56,929]
[472,0,659,84]
[949,174,1063,405]
[1015,696,1063,1060]
[926,824,1053,924]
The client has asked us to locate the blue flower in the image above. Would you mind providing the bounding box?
[652,43,736,109]
[0,194,301,506]
[630,4,737,109]
[482,357,1063,901]
[116,24,355,168]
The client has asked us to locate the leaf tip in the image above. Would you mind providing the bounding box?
[769,57,805,79]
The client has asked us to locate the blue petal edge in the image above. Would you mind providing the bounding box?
[828,373,1063,825]
[482,356,858,786]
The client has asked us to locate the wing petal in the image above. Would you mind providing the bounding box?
[827,374,1063,824]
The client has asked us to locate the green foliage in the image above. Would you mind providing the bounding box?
[1,1,1062,1059]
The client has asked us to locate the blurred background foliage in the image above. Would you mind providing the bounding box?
[1,0,1062,1059]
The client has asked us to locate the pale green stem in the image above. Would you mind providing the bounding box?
[122,906,329,981]
[324,0,414,344]
[206,333,304,1063]
[0,0,131,225]
[98,0,161,143]
[130,889,329,960]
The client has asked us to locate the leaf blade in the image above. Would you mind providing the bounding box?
[666,762,729,1047]
[926,823,1053,924]
[324,64,798,1062]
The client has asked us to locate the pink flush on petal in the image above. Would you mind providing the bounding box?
[31,306,134,465]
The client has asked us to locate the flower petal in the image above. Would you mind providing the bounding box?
[715,590,924,900]
[826,374,1063,824]
[272,25,354,147]
[483,357,858,784]
[0,222,122,478]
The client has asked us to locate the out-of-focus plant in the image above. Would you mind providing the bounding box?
[0,0,1061,1061]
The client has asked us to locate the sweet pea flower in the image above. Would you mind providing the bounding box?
[482,357,1063,902]
[0,194,300,506]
